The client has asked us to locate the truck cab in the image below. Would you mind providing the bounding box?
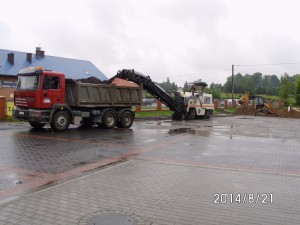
[14,66,65,109]
[13,66,67,129]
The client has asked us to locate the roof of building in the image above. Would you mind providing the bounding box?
[0,49,108,80]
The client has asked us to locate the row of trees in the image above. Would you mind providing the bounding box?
[223,73,280,96]
[157,77,178,92]
[279,73,300,105]
[222,72,300,104]
[156,73,300,105]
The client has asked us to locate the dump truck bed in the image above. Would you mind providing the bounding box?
[65,79,142,107]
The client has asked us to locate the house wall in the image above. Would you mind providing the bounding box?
[0,75,17,100]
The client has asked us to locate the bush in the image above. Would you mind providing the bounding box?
[295,77,300,106]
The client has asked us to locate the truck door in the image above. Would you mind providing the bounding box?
[40,75,63,108]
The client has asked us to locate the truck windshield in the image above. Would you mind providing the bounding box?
[16,75,41,90]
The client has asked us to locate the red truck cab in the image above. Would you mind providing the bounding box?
[13,66,70,130]
[14,66,65,109]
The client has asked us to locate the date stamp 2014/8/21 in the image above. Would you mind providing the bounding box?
[213,193,273,204]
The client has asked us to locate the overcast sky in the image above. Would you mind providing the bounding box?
[1,0,300,86]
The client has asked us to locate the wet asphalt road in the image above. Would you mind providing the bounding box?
[1,115,300,203]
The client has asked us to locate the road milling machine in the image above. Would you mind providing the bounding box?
[112,69,214,120]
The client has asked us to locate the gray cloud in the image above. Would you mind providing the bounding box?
[2,0,300,86]
[0,20,10,47]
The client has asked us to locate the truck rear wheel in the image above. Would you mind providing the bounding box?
[29,121,46,129]
[51,111,70,131]
[102,110,117,129]
[116,111,134,128]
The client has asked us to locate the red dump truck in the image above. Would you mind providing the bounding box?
[13,66,142,131]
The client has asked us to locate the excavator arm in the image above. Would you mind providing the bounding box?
[238,91,250,106]
[111,69,183,112]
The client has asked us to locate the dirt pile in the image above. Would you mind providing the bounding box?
[235,107,300,118]
[272,108,300,118]
[235,107,260,116]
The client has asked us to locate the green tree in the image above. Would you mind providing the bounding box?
[158,77,177,92]
[210,82,222,90]
[279,73,291,100]
[207,83,222,99]
[234,73,244,93]
[171,82,177,91]
[223,72,281,95]
[295,76,300,105]
[183,81,189,92]
[252,72,263,93]
[223,76,233,93]
[209,88,221,99]
[243,74,256,95]
[269,75,280,95]
[290,74,300,95]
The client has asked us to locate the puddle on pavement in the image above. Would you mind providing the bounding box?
[72,162,89,167]
[143,121,174,126]
[168,127,211,137]
[145,122,155,125]
[0,176,22,190]
[144,138,156,143]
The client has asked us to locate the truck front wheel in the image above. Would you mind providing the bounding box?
[172,112,183,120]
[186,108,196,120]
[204,110,211,119]
[102,110,117,129]
[51,111,70,131]
[116,111,134,128]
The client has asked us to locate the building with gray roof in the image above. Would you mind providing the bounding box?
[0,47,108,100]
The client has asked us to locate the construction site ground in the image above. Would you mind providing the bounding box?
[235,106,300,118]
[1,115,300,224]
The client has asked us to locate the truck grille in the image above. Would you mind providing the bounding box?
[15,97,29,107]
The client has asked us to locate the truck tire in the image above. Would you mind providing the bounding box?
[116,111,134,128]
[102,110,117,129]
[29,121,46,129]
[204,110,210,119]
[172,112,183,120]
[184,108,196,120]
[188,108,196,120]
[190,108,197,119]
[50,111,70,131]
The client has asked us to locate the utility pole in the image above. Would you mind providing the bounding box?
[231,64,234,105]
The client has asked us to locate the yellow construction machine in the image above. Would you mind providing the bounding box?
[238,91,274,115]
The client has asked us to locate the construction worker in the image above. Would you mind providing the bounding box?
[190,85,195,95]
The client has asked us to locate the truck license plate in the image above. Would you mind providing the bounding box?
[19,111,24,115]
